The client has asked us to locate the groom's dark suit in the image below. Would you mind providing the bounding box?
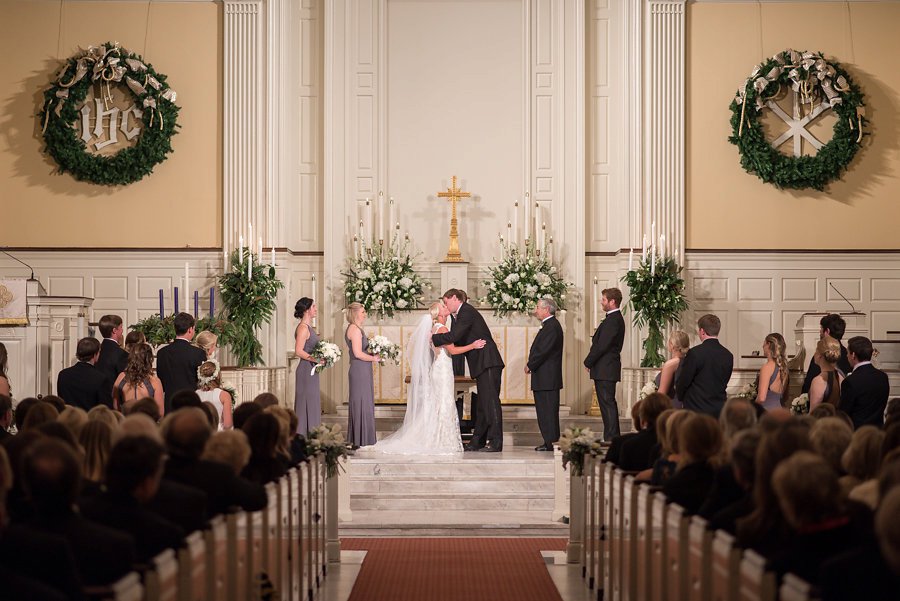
[433,303,505,450]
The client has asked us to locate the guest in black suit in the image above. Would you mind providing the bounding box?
[840,336,890,429]
[21,438,137,586]
[661,413,722,515]
[676,314,734,418]
[156,312,207,414]
[81,436,184,563]
[617,392,672,471]
[584,287,625,441]
[526,297,564,451]
[801,313,853,394]
[56,337,113,411]
[163,407,267,516]
[432,289,505,452]
[96,314,129,398]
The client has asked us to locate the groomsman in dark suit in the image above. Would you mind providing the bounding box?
[156,313,207,414]
[801,313,853,393]
[676,314,734,418]
[840,336,890,429]
[96,314,129,398]
[526,297,564,451]
[584,287,625,441]
[432,289,506,452]
[56,337,113,410]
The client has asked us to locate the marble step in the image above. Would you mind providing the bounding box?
[339,509,568,537]
[349,491,555,512]
[350,476,551,495]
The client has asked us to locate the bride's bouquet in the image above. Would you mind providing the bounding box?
[309,340,342,375]
[639,379,658,401]
[790,393,810,416]
[367,335,401,365]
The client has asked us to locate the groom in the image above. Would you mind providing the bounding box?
[432,289,505,452]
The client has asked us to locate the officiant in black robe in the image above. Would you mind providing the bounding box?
[526,298,564,451]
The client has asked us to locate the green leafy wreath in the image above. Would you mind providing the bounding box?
[39,42,179,186]
[728,49,866,191]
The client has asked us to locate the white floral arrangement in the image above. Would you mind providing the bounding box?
[790,393,810,416]
[639,379,658,401]
[483,238,572,317]
[559,425,602,477]
[305,423,351,478]
[367,334,401,365]
[343,236,430,319]
[736,379,758,401]
[309,340,342,376]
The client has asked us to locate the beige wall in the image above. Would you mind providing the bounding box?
[687,1,900,249]
[0,1,221,248]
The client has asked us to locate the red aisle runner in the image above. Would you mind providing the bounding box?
[342,537,567,601]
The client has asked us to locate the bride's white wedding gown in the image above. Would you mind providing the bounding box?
[364,316,463,455]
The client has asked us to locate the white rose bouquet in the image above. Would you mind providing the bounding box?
[558,425,602,477]
[639,379,658,401]
[367,334,401,365]
[309,340,342,375]
[736,379,758,401]
[790,393,809,416]
[305,423,351,478]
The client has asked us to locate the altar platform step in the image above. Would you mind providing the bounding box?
[339,447,569,536]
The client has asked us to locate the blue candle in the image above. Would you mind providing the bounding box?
[194,290,199,318]
[159,289,164,318]
[174,287,179,314]
[209,288,215,317]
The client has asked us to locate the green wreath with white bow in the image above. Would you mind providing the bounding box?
[39,42,179,186]
[729,49,866,191]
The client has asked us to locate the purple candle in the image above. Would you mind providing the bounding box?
[174,287,179,314]
[209,288,215,317]
[194,290,199,318]
[159,289,164,318]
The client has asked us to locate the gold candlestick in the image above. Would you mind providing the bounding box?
[436,175,472,262]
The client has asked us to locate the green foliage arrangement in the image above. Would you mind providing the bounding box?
[482,239,572,317]
[620,255,689,368]
[729,49,866,191]
[40,42,179,186]
[130,314,235,347]
[342,237,429,319]
[218,249,284,367]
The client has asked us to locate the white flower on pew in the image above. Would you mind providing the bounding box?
[559,425,602,477]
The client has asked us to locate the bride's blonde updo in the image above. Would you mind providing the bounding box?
[429,302,443,321]
[817,336,842,365]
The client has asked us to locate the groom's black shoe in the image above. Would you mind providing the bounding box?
[534,444,553,452]
[478,445,500,453]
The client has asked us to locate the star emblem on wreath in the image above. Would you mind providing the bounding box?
[729,49,867,191]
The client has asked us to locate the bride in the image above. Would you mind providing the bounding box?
[365,301,486,455]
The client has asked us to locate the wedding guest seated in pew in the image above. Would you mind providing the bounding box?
[0,394,12,442]
[0,446,72,601]
[737,420,813,557]
[811,417,853,477]
[707,429,761,535]
[79,420,114,500]
[286,408,309,464]
[20,401,59,432]
[848,427,900,510]
[820,487,900,601]
[602,399,642,465]
[698,399,758,519]
[12,397,38,431]
[82,436,185,563]
[661,413,722,514]
[21,438,137,587]
[617,392,671,472]
[58,405,88,439]
[234,401,264,430]
[163,407,266,516]
[770,451,872,588]
[203,430,252,476]
[635,408,674,483]
[647,409,690,486]
[241,412,289,485]
[840,427,885,500]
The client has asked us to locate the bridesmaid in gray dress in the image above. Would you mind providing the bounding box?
[345,302,380,448]
[294,298,322,435]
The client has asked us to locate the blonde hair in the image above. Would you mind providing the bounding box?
[655,409,677,454]
[429,302,442,321]
[764,333,790,405]
[668,330,690,354]
[202,430,251,475]
[810,417,853,474]
[665,410,691,455]
[87,405,120,432]
[346,302,365,325]
[842,426,885,481]
[58,406,89,439]
[265,406,292,459]
[80,420,113,482]
[816,336,842,365]
[195,331,218,356]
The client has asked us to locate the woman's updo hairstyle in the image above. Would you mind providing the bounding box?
[294,297,314,320]
[346,302,364,325]
[817,336,841,364]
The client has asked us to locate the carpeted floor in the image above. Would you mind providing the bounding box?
[341,537,567,601]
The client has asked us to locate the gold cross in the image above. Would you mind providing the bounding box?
[436,175,471,262]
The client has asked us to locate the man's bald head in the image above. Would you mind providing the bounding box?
[163,407,212,459]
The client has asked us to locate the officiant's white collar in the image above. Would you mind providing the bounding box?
[606,308,621,315]
[541,315,554,323]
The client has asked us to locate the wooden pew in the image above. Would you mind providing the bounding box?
[687,515,712,601]
[710,530,740,601]
[177,531,207,601]
[779,574,817,601]
[600,462,616,599]
[665,503,689,601]
[145,548,179,601]
[287,467,303,601]
[204,516,228,601]
[609,469,624,601]
[225,512,249,601]
[621,475,638,601]
[305,459,316,601]
[102,572,143,601]
[589,457,606,594]
[634,484,653,601]
[738,549,776,601]
[583,454,595,586]
[649,492,668,601]
[315,453,327,584]
[261,480,281,596]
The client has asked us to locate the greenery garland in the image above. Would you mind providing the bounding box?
[130,314,235,348]
[40,42,179,186]
[728,49,866,191]
[482,239,572,317]
[218,249,284,367]
[342,236,430,319]
[620,255,689,368]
